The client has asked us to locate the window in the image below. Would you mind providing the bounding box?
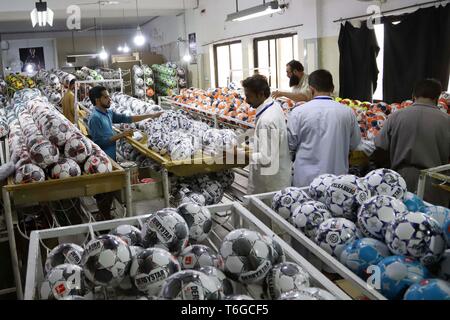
[214,41,243,88]
[254,33,298,89]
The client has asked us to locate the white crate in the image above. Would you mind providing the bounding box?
[25,202,351,300]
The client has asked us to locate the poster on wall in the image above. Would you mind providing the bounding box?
[188,33,197,64]
[19,47,45,72]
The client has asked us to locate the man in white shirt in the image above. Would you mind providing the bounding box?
[287,69,361,187]
[242,74,291,194]
[272,60,312,102]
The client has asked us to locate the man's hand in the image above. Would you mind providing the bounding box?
[121,129,134,138]
[271,90,283,99]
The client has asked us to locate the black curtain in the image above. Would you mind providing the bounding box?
[383,5,450,103]
[338,21,380,102]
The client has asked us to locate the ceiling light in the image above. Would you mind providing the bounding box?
[183,54,192,62]
[30,0,54,27]
[123,44,130,53]
[98,46,108,60]
[226,1,285,22]
[117,45,123,52]
[133,26,146,46]
[25,64,35,74]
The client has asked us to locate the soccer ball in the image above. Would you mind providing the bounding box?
[178,245,223,270]
[292,200,332,238]
[0,119,9,138]
[315,218,358,258]
[403,193,427,213]
[324,175,371,221]
[437,249,450,281]
[43,118,72,147]
[64,135,93,164]
[40,264,90,300]
[219,229,273,285]
[133,65,143,77]
[211,170,235,189]
[198,266,234,296]
[159,270,223,300]
[84,154,113,174]
[129,248,181,296]
[44,243,84,274]
[377,255,430,300]
[264,262,310,299]
[15,164,45,184]
[200,180,224,205]
[308,174,336,203]
[261,235,285,265]
[170,140,194,161]
[272,187,311,221]
[180,192,207,207]
[110,224,143,246]
[364,169,407,200]
[30,140,59,169]
[51,159,81,179]
[147,131,169,155]
[278,290,318,300]
[134,77,144,87]
[142,209,189,255]
[339,238,390,278]
[424,206,449,228]
[82,235,132,287]
[403,279,450,300]
[385,212,446,266]
[357,195,409,240]
[116,245,145,293]
[177,203,212,242]
[220,129,238,150]
[225,294,254,300]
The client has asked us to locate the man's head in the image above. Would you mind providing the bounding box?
[242,74,271,108]
[413,79,442,105]
[286,60,304,87]
[308,69,334,97]
[89,86,111,108]
[69,78,75,91]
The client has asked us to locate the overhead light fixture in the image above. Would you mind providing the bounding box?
[30,0,54,27]
[133,0,146,46]
[226,0,286,22]
[98,46,108,60]
[183,54,192,63]
[117,45,123,52]
[122,44,130,53]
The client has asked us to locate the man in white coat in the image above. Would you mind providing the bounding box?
[242,74,291,194]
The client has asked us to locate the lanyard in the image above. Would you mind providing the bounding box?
[255,101,274,119]
[313,96,333,101]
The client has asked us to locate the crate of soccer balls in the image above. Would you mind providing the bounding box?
[244,169,450,300]
[24,202,352,300]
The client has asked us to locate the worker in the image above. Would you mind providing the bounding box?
[373,79,450,207]
[287,69,361,187]
[88,85,163,219]
[62,78,76,123]
[242,74,291,194]
[272,60,312,102]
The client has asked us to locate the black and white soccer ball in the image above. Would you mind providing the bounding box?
[364,169,407,200]
[264,262,310,300]
[110,224,143,246]
[200,179,224,205]
[278,287,336,300]
[225,294,254,300]
[159,270,223,300]
[170,140,194,161]
[116,245,145,293]
[292,200,333,238]
[130,248,181,296]
[44,243,84,274]
[180,192,207,207]
[178,245,223,270]
[198,266,235,296]
[82,235,132,287]
[324,175,371,221]
[315,218,358,258]
[261,235,285,265]
[272,187,311,221]
[40,264,91,300]
[211,170,235,189]
[64,134,93,164]
[0,118,9,138]
[42,118,72,147]
[177,203,213,242]
[84,154,113,174]
[308,174,336,203]
[385,212,446,266]
[219,229,273,284]
[14,163,45,184]
[142,209,189,255]
[357,195,409,241]
[51,158,81,179]
[30,140,59,169]
[147,131,169,155]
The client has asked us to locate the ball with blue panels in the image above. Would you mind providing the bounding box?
[308,174,337,204]
[403,193,427,213]
[364,169,407,200]
[340,238,390,278]
[292,200,332,238]
[272,187,312,221]
[377,255,430,300]
[403,279,450,300]
[385,211,446,266]
[424,205,449,228]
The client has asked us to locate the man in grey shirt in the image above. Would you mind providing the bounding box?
[374,79,449,206]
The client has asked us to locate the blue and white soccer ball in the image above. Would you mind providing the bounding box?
[308,174,336,203]
[292,200,332,238]
[357,195,409,241]
[324,175,371,221]
[403,279,450,300]
[403,193,427,213]
[264,262,310,299]
[424,206,449,228]
[377,255,430,300]
[339,238,390,278]
[364,169,407,200]
[177,203,213,242]
[272,187,311,221]
[315,218,358,258]
[385,212,446,266]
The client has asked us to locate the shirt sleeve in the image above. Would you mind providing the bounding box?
[374,116,391,151]
[287,109,300,152]
[349,111,362,151]
[112,111,132,124]
[88,116,115,147]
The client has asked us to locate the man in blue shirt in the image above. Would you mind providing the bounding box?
[88,85,162,219]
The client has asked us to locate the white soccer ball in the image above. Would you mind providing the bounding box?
[30,140,59,169]
[110,224,143,247]
[64,134,93,164]
[51,158,81,179]
[364,169,407,200]
[272,187,311,221]
[200,179,224,205]
[40,264,91,300]
[178,245,223,270]
[177,203,213,242]
[308,174,336,203]
[42,117,72,147]
[315,218,358,258]
[0,118,9,138]
[264,262,310,299]
[292,200,332,238]
[84,154,113,174]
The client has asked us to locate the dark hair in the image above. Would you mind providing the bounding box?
[89,86,107,106]
[308,69,334,92]
[242,74,270,98]
[413,79,442,101]
[69,78,76,86]
[287,60,304,72]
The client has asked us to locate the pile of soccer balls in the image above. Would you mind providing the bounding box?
[271,168,450,299]
[36,70,63,104]
[8,89,113,184]
[75,66,104,82]
[132,64,154,99]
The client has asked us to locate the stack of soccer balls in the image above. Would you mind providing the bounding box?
[269,168,450,299]
[132,64,154,99]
